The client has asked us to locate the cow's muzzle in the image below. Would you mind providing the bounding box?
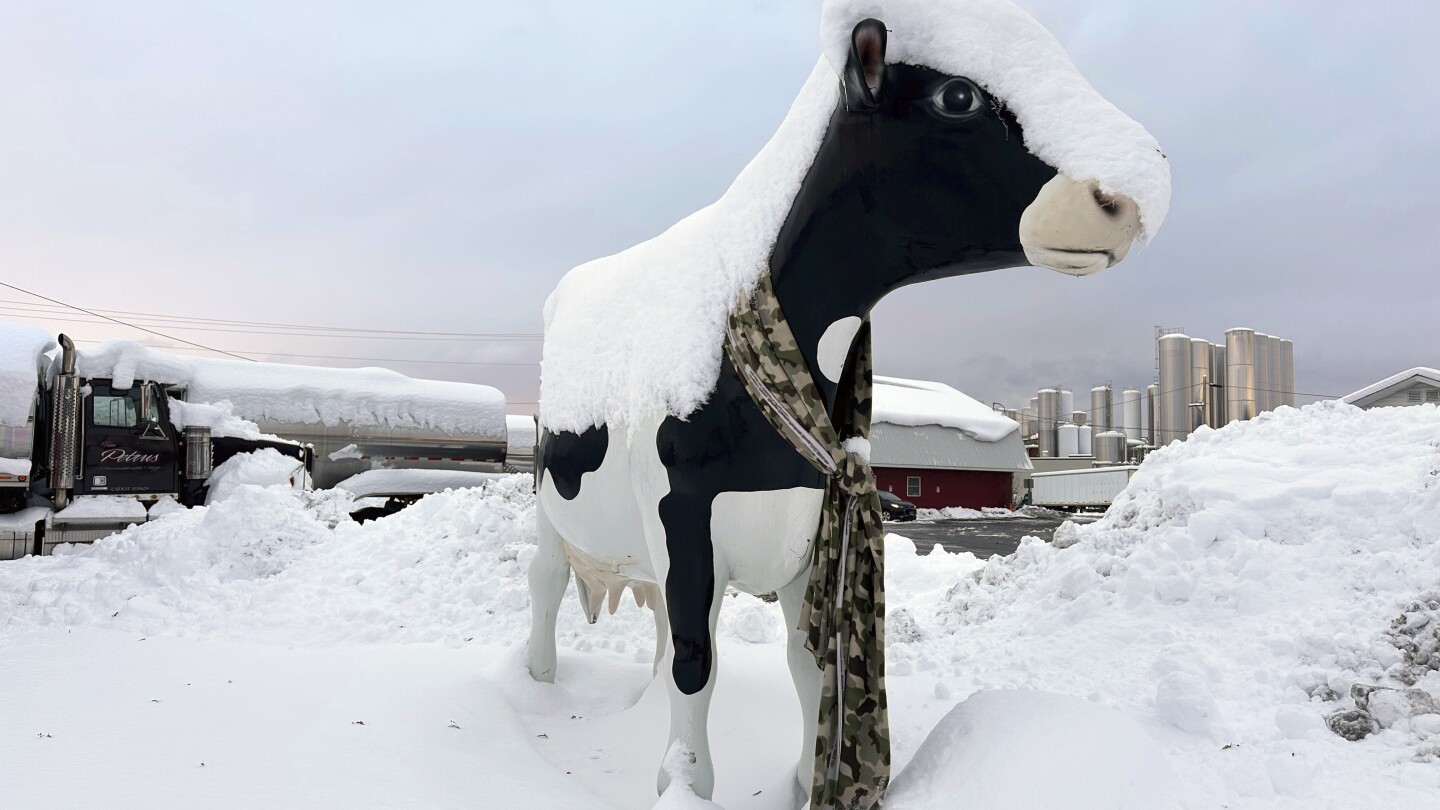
[1019,175,1142,277]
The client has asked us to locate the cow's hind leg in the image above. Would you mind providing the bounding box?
[527,501,570,683]
[779,567,820,805]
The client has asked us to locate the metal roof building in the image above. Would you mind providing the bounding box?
[1342,368,1440,410]
[870,377,1031,511]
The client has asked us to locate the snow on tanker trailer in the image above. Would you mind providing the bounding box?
[1029,465,1138,510]
[0,330,509,559]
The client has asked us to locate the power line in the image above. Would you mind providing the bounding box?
[71,338,540,368]
[0,281,256,362]
[0,299,542,340]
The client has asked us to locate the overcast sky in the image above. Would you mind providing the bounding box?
[1,1,1436,413]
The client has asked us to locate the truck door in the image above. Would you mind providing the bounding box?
[75,381,181,496]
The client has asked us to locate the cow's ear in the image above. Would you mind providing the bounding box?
[844,18,888,110]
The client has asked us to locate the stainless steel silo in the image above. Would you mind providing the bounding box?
[1280,339,1295,407]
[1078,424,1093,456]
[1157,334,1193,445]
[1037,388,1059,458]
[1091,386,1113,434]
[1254,333,1273,412]
[1095,431,1128,465]
[1121,388,1142,442]
[1020,406,1034,439]
[1058,424,1080,458]
[1267,335,1283,411]
[1146,383,1159,444]
[1190,337,1212,431]
[1225,328,1257,422]
[1059,388,1074,422]
[1209,342,1227,426]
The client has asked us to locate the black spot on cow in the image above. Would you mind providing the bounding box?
[537,425,608,500]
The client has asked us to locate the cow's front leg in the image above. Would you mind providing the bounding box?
[778,566,821,806]
[650,489,728,800]
[526,501,570,683]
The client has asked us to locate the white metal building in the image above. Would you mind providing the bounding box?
[1342,367,1440,410]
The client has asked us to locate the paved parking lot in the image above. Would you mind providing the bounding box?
[886,514,1100,559]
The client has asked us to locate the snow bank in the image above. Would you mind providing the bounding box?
[540,0,1169,434]
[0,323,55,427]
[914,401,1440,802]
[886,690,1179,809]
[206,449,306,504]
[916,506,1018,521]
[77,340,505,438]
[875,376,1018,441]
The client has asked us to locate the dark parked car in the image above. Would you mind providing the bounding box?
[878,490,917,522]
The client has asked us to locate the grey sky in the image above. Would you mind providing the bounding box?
[1,1,1435,413]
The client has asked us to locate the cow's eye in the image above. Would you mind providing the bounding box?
[934,78,984,120]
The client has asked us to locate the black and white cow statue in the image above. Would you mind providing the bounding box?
[528,0,1169,804]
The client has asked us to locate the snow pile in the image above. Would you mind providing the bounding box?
[77,339,505,438]
[916,506,1017,521]
[874,376,1018,441]
[908,401,1440,804]
[541,0,1169,434]
[205,448,306,504]
[0,322,55,427]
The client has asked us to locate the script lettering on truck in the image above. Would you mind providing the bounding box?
[98,448,163,465]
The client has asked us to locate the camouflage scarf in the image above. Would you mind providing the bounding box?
[724,272,889,810]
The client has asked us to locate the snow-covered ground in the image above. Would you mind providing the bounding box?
[2,401,1438,808]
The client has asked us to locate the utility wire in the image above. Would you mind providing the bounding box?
[71,338,540,368]
[0,299,542,340]
[0,281,256,362]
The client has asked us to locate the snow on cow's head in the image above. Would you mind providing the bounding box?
[820,0,1171,275]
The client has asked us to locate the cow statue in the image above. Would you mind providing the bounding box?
[527,0,1170,806]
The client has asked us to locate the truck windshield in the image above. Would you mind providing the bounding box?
[93,395,139,428]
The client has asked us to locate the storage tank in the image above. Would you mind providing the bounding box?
[1146,383,1159,444]
[1090,386,1113,434]
[1225,328,1257,422]
[1209,342,1227,427]
[1280,339,1295,407]
[1121,388,1142,442]
[1267,335,1283,411]
[1189,338,1212,431]
[1094,431,1128,465]
[1058,423,1080,458]
[1077,424,1093,456]
[1071,411,1088,427]
[1037,388,1059,458]
[1157,334,1193,445]
[1020,406,1035,439]
[1254,333,1272,412]
[1058,388,1074,422]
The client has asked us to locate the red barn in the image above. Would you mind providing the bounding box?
[870,377,1031,511]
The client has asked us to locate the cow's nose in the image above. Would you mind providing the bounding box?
[1019,175,1142,276]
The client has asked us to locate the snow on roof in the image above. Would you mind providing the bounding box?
[540,0,1169,433]
[76,340,506,439]
[1341,367,1440,405]
[335,468,509,499]
[0,323,57,427]
[873,376,1018,442]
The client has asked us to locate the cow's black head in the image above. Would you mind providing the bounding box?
[772,18,1143,299]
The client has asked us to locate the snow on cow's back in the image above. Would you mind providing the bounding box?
[540,0,1170,436]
